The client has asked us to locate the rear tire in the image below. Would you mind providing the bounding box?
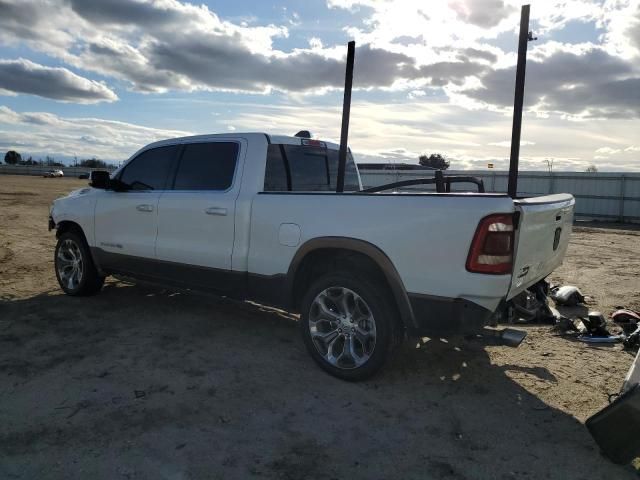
[55,231,104,296]
[300,271,399,381]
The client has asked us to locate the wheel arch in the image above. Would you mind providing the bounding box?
[56,220,87,241]
[286,237,417,332]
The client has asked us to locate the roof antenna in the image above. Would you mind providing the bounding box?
[508,4,536,199]
[336,40,355,193]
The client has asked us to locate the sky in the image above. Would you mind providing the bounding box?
[0,0,638,171]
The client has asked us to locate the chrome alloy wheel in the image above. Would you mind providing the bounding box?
[308,287,377,369]
[56,239,84,290]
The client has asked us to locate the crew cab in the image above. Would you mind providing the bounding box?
[49,133,575,380]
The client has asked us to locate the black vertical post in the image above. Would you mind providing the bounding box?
[508,4,531,199]
[336,41,355,193]
[435,170,445,193]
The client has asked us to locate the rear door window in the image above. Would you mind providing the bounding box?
[119,145,178,190]
[173,142,239,191]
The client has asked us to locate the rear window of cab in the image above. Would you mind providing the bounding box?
[264,144,360,192]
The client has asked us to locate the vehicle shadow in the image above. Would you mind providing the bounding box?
[0,281,635,480]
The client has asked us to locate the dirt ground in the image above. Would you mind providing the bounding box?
[1,174,639,480]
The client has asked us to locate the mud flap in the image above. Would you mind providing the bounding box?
[586,349,640,464]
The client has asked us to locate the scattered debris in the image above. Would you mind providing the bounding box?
[504,280,557,324]
[587,349,640,464]
[578,312,609,336]
[577,334,624,344]
[623,324,640,350]
[612,308,640,335]
[134,390,146,399]
[550,285,586,306]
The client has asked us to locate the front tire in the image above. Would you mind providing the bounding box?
[300,272,398,381]
[54,231,104,296]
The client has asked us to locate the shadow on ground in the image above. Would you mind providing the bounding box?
[0,282,635,480]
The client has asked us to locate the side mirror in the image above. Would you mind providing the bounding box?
[90,170,111,189]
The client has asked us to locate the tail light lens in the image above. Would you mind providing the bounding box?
[466,213,515,274]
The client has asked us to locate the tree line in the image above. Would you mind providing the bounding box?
[4,150,110,169]
[418,153,599,172]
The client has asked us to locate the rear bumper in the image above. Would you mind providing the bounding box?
[407,293,495,336]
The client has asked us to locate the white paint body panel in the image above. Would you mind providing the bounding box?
[154,138,247,269]
[278,223,301,247]
[508,194,575,299]
[248,193,515,311]
[155,190,236,268]
[92,190,160,258]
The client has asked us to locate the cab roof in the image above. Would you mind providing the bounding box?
[143,132,341,151]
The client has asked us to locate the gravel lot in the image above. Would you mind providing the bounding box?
[1,175,639,480]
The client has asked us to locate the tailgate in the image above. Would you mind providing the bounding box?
[507,194,575,300]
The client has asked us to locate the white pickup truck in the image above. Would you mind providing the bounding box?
[49,133,575,380]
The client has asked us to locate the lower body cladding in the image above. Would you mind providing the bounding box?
[407,293,496,337]
[91,247,501,338]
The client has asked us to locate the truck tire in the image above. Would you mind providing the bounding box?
[54,231,105,296]
[300,272,398,381]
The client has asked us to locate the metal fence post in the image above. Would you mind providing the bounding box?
[619,174,626,223]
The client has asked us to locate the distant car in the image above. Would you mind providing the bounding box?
[43,169,64,178]
[78,172,90,179]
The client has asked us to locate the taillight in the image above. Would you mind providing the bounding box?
[466,213,515,274]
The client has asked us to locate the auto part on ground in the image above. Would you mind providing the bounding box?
[554,311,627,344]
[482,327,528,347]
[550,285,585,306]
[586,348,640,464]
[574,311,624,343]
[505,280,557,324]
[577,334,624,344]
[623,324,640,350]
[578,311,609,336]
[497,327,528,347]
[612,308,640,335]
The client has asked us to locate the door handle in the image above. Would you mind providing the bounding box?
[136,204,154,212]
[205,207,227,216]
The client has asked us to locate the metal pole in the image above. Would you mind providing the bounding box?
[508,5,532,199]
[336,41,355,193]
[619,174,626,223]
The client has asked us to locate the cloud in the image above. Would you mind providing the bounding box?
[68,0,184,26]
[0,0,490,95]
[459,45,640,118]
[0,0,636,115]
[599,0,640,58]
[217,99,640,171]
[69,32,487,94]
[595,146,622,157]
[448,0,515,28]
[488,140,535,147]
[0,58,118,103]
[0,0,638,171]
[0,105,189,162]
